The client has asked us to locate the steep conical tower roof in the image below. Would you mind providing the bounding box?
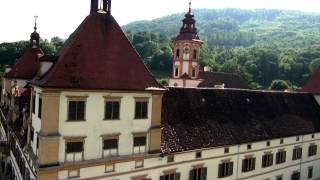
[174,1,200,41]
[33,0,163,90]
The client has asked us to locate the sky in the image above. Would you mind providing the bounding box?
[0,0,320,43]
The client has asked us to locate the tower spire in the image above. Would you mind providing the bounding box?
[90,0,111,15]
[30,16,40,48]
[188,0,192,13]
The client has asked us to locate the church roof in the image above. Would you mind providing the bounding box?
[198,71,249,89]
[161,88,320,154]
[303,67,320,94]
[5,48,43,79]
[32,13,163,90]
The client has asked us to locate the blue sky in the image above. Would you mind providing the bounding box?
[0,0,320,42]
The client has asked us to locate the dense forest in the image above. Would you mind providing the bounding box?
[1,9,320,89]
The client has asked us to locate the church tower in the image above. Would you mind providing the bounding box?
[168,1,203,87]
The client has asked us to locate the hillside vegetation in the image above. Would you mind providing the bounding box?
[124,9,320,89]
[1,9,320,89]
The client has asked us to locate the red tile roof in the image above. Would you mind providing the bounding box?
[32,13,163,90]
[303,67,320,94]
[5,48,43,80]
[198,71,249,89]
[161,88,320,154]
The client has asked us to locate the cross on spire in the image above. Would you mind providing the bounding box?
[34,16,38,32]
[188,0,192,13]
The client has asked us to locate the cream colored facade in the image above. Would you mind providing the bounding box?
[52,133,320,180]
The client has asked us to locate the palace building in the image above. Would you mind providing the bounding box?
[1,1,320,180]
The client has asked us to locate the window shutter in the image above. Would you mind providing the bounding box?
[230,162,234,176]
[270,154,274,165]
[262,155,266,167]
[242,159,246,172]
[283,151,286,162]
[68,101,76,120]
[189,169,195,180]
[252,158,256,170]
[276,152,280,163]
[159,176,164,180]
[175,173,181,180]
[201,167,207,180]
[218,164,223,178]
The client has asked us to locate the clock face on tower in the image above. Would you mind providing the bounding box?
[183,46,190,54]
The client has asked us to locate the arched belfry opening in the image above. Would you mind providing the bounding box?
[91,0,111,15]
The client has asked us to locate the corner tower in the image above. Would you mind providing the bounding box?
[168,1,203,87]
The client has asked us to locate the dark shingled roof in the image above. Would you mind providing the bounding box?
[161,88,320,154]
[303,66,320,94]
[32,13,163,90]
[5,48,43,79]
[198,71,249,89]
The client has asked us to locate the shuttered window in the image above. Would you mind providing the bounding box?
[160,173,180,180]
[189,167,207,180]
[291,172,300,180]
[242,158,255,172]
[218,162,233,178]
[308,144,317,156]
[66,141,83,153]
[135,101,148,119]
[262,154,273,168]
[104,101,120,120]
[276,151,286,164]
[292,147,302,160]
[68,101,85,121]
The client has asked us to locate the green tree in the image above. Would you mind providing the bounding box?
[309,58,320,73]
[269,80,291,90]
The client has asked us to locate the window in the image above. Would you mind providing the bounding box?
[68,169,80,178]
[312,134,315,139]
[105,164,115,173]
[308,144,317,156]
[308,167,313,179]
[224,147,229,154]
[193,50,197,59]
[68,101,85,121]
[38,97,42,119]
[218,162,233,178]
[135,160,144,168]
[104,100,120,120]
[30,128,34,143]
[135,100,148,119]
[247,144,252,150]
[196,152,202,158]
[65,141,84,162]
[280,139,284,144]
[103,138,118,157]
[276,175,283,180]
[190,167,207,180]
[266,141,270,146]
[191,68,196,78]
[174,67,179,77]
[291,172,300,180]
[167,155,174,163]
[296,136,300,141]
[276,151,286,164]
[176,49,180,58]
[160,172,180,180]
[133,136,147,154]
[262,153,273,168]
[32,94,35,114]
[292,147,302,160]
[242,157,255,172]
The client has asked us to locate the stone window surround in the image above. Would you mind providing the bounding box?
[66,96,88,122]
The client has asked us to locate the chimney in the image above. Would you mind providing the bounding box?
[4,65,12,73]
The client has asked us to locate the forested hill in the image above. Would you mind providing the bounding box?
[1,9,320,89]
[123,9,320,89]
[124,9,320,48]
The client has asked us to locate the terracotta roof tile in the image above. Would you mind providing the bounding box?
[5,48,43,79]
[32,13,163,90]
[161,88,320,153]
[198,71,249,89]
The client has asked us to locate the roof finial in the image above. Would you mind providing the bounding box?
[34,16,38,32]
[188,0,192,13]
